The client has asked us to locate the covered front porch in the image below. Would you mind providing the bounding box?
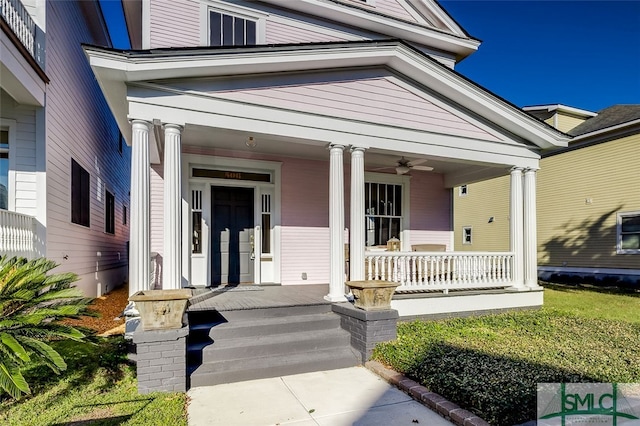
[84,40,567,315]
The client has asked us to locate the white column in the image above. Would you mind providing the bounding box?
[509,167,525,289]
[163,124,183,289]
[524,168,539,288]
[350,147,366,282]
[129,120,151,296]
[326,144,347,302]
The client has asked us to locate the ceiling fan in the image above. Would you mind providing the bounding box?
[375,157,434,175]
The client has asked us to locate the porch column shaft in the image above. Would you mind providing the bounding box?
[350,147,366,282]
[163,124,183,289]
[130,120,151,296]
[326,144,347,302]
[510,167,525,288]
[524,168,539,288]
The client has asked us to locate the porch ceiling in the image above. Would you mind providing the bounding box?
[182,123,510,184]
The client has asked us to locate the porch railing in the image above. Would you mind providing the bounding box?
[365,251,514,293]
[0,210,36,259]
[1,0,44,66]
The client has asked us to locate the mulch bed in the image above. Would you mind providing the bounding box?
[63,283,130,335]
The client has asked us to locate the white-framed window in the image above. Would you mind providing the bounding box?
[71,159,90,227]
[191,189,203,254]
[462,226,472,245]
[261,193,272,255]
[105,190,115,234]
[459,185,468,196]
[0,126,10,210]
[365,181,403,247]
[617,211,640,254]
[201,1,266,46]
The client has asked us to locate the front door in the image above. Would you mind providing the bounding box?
[211,186,254,285]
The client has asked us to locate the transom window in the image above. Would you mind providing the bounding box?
[0,127,9,210]
[617,211,640,254]
[209,11,256,46]
[365,182,402,247]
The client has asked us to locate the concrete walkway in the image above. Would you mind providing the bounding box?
[188,366,454,426]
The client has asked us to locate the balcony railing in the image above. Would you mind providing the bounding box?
[0,210,36,259]
[365,251,514,293]
[1,0,44,66]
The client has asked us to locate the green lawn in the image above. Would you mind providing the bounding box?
[373,284,640,425]
[0,337,187,426]
[544,283,640,323]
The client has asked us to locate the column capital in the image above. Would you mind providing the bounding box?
[510,166,525,174]
[328,143,346,151]
[524,167,539,174]
[130,119,152,128]
[162,123,184,133]
[350,146,367,154]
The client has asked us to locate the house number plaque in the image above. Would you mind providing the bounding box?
[192,168,271,182]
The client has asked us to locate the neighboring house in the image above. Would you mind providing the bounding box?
[454,104,640,285]
[0,0,130,297]
[84,0,569,318]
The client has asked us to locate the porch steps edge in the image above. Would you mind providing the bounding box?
[191,312,341,340]
[199,328,351,360]
[189,346,361,387]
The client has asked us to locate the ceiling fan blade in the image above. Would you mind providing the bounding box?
[408,158,429,166]
[371,166,394,171]
[412,165,434,171]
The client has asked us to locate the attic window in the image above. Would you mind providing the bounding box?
[209,11,256,46]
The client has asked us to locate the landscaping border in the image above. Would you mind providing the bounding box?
[366,360,490,426]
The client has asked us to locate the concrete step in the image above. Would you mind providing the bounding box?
[191,312,341,340]
[189,346,361,387]
[197,328,351,361]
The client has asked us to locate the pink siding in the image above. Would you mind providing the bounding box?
[281,158,329,227]
[280,227,330,284]
[409,171,451,232]
[149,0,200,48]
[374,0,419,23]
[265,19,350,44]
[150,165,164,255]
[208,77,501,142]
[45,1,130,296]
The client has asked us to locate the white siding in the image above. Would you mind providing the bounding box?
[149,0,200,48]
[45,1,131,297]
[0,91,39,217]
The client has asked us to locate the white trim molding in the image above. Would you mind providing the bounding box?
[617,210,640,255]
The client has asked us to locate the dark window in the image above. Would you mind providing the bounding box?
[123,205,127,225]
[365,182,402,246]
[71,159,90,227]
[105,190,115,234]
[118,132,123,154]
[209,11,256,46]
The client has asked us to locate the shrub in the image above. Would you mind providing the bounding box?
[373,310,640,425]
[0,256,91,398]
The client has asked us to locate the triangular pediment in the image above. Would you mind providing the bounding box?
[150,69,504,143]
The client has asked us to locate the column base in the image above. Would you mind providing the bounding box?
[324,293,348,302]
[507,284,529,292]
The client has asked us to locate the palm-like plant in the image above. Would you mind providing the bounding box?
[0,256,91,398]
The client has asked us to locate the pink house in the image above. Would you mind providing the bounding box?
[85,0,569,318]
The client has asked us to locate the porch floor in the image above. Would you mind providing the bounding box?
[188,284,331,312]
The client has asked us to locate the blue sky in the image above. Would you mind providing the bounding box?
[440,0,640,112]
[100,0,640,113]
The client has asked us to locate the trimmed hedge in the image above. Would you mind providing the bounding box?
[373,310,640,425]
